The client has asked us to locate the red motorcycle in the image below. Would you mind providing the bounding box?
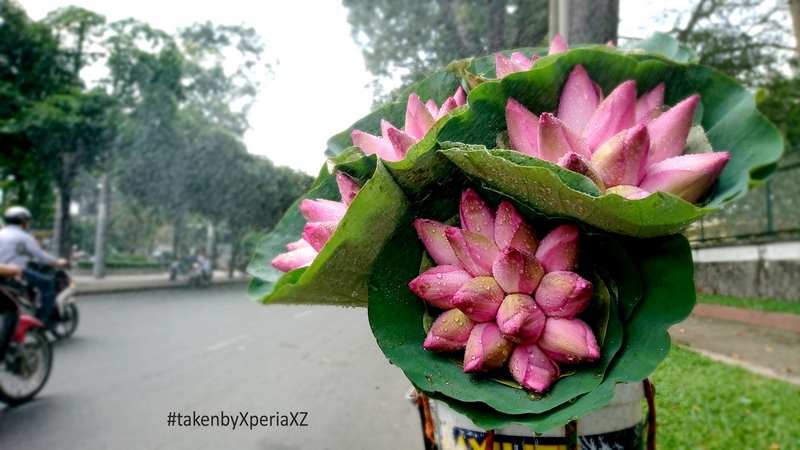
[0,282,53,405]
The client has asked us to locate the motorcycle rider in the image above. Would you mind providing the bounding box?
[0,206,67,328]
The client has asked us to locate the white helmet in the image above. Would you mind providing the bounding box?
[3,206,32,225]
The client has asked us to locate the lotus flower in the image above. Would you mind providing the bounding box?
[271,173,361,272]
[494,35,569,79]
[351,87,466,161]
[409,189,599,392]
[504,64,730,203]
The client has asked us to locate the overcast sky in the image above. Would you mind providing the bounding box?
[23,1,668,175]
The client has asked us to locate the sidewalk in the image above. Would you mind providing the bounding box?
[72,270,248,295]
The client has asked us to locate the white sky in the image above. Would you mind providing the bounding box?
[23,1,668,175]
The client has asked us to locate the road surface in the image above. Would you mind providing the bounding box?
[0,285,422,449]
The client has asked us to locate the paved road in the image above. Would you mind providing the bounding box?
[0,286,421,449]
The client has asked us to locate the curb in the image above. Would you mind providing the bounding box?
[75,277,249,296]
[691,304,800,334]
[676,344,800,386]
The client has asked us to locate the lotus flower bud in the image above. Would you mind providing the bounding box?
[494,201,539,254]
[509,344,561,392]
[405,93,436,140]
[557,152,606,192]
[584,80,637,152]
[549,35,568,54]
[413,219,460,266]
[351,127,398,161]
[639,152,731,204]
[590,124,650,188]
[635,82,665,125]
[558,65,601,134]
[285,239,311,251]
[538,113,591,164]
[492,248,545,295]
[423,309,476,352]
[445,228,492,277]
[299,199,348,223]
[646,94,700,167]
[495,52,538,78]
[302,221,338,252]
[496,294,546,344]
[534,224,581,273]
[463,322,514,373]
[606,184,652,200]
[336,173,361,206]
[538,317,601,363]
[270,245,318,272]
[452,276,504,322]
[460,189,495,242]
[385,126,416,158]
[506,98,540,157]
[534,271,594,317]
[408,265,473,310]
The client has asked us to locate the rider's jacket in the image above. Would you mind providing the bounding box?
[0,225,56,269]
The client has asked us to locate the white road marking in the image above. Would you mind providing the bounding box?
[294,310,313,319]
[207,335,247,351]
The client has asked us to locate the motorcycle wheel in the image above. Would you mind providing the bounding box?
[0,329,53,405]
[53,303,79,339]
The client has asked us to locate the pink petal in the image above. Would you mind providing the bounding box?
[538,113,591,164]
[453,86,467,107]
[584,80,637,153]
[336,173,361,206]
[557,152,606,191]
[506,99,540,157]
[539,317,601,363]
[534,224,581,273]
[494,201,539,254]
[271,246,318,272]
[285,239,311,252]
[408,265,474,310]
[445,227,491,277]
[435,97,458,119]
[509,344,560,392]
[496,293,546,345]
[589,124,650,188]
[299,199,347,223]
[386,127,417,159]
[423,309,476,352]
[460,189,495,242]
[425,99,439,118]
[463,322,514,373]
[452,276,505,323]
[534,271,594,317]
[635,82,665,125]
[605,184,652,200]
[495,53,530,78]
[549,35,568,54]
[646,94,700,167]
[413,219,460,266]
[492,248,545,295]
[558,65,601,134]
[302,221,338,252]
[460,229,500,275]
[351,129,398,160]
[405,93,436,140]
[510,52,534,70]
[639,152,730,203]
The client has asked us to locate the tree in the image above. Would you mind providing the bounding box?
[343,0,549,104]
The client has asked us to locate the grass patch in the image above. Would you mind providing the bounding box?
[651,345,800,449]
[697,294,800,316]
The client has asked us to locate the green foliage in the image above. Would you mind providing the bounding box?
[698,294,800,315]
[653,345,800,449]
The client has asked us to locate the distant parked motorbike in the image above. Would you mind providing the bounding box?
[26,261,79,339]
[0,282,53,405]
[169,257,211,288]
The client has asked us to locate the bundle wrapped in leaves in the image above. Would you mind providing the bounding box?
[247,33,782,432]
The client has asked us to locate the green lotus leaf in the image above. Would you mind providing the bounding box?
[437,47,783,237]
[424,234,695,432]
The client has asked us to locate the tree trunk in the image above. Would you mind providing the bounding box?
[51,189,63,257]
[172,213,183,260]
[92,171,110,279]
[52,183,73,262]
[550,0,619,45]
[790,0,800,66]
[206,221,216,269]
[228,227,241,279]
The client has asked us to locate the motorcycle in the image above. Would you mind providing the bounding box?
[0,282,53,405]
[26,261,79,339]
[169,257,211,288]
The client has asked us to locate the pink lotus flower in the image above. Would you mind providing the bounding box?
[509,344,560,392]
[424,308,476,352]
[538,317,601,363]
[351,87,466,161]
[504,64,730,203]
[463,322,514,373]
[270,173,361,272]
[410,189,599,393]
[494,35,568,79]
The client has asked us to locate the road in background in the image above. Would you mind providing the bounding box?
[0,286,421,449]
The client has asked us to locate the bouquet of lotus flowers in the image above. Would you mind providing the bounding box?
[247,33,782,436]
